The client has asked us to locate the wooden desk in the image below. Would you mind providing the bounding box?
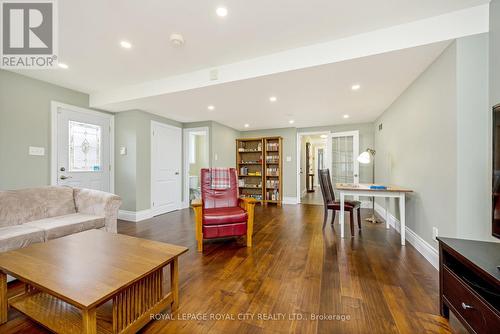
[336,183,413,245]
[0,230,188,334]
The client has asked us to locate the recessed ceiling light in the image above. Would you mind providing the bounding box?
[320,134,328,139]
[244,124,250,128]
[343,114,350,119]
[58,63,68,69]
[289,120,295,124]
[120,40,132,49]
[351,84,360,91]
[216,7,228,17]
[207,105,215,111]
[269,96,277,102]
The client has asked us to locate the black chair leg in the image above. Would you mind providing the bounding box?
[349,210,354,236]
[331,210,336,225]
[357,208,361,229]
[322,207,328,229]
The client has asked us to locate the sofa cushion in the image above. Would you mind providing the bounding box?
[0,186,76,228]
[203,206,248,225]
[24,213,105,240]
[0,225,45,253]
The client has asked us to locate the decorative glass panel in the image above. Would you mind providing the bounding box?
[331,136,354,197]
[69,121,101,172]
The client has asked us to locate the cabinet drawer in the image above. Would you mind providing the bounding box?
[442,267,500,334]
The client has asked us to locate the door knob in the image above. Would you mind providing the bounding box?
[175,172,179,175]
[60,175,72,180]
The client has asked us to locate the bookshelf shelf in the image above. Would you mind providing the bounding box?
[236,137,282,205]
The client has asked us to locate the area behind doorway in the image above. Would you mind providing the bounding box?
[299,133,327,205]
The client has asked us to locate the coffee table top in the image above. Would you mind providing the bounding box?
[0,230,188,309]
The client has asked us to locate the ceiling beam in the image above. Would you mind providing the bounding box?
[90,4,489,109]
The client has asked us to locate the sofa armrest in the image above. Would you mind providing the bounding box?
[73,188,122,233]
[191,199,203,252]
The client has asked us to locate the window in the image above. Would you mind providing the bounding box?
[68,120,101,172]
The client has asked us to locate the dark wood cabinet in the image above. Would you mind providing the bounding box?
[438,237,500,334]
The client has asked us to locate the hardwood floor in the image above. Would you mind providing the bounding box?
[1,204,462,333]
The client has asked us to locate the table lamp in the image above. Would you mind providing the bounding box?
[357,148,378,223]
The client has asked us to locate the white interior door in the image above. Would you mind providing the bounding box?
[53,103,112,192]
[327,131,359,197]
[151,121,182,215]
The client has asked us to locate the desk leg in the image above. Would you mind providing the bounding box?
[385,197,390,229]
[0,271,6,325]
[340,193,345,238]
[399,194,406,246]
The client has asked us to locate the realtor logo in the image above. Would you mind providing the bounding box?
[1,0,58,68]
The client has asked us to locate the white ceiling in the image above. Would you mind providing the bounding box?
[103,41,450,130]
[13,0,488,94]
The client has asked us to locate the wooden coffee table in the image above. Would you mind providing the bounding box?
[0,230,188,334]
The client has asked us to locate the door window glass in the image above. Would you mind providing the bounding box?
[69,120,101,172]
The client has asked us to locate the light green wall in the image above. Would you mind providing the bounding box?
[456,34,491,241]
[0,70,89,190]
[375,35,495,248]
[491,0,500,106]
[114,110,182,211]
[374,43,458,247]
[211,121,239,168]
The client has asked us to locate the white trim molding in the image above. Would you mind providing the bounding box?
[283,197,298,205]
[118,209,155,222]
[374,202,439,269]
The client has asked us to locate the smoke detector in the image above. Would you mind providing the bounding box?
[170,33,185,47]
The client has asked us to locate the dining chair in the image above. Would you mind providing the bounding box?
[318,169,361,236]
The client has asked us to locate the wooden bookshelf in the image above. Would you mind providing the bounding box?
[236,137,282,205]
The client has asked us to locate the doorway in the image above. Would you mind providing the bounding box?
[183,127,210,205]
[51,102,114,192]
[297,132,328,205]
[151,121,182,215]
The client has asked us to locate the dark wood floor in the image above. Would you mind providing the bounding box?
[1,204,465,333]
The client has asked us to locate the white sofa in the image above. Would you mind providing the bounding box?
[0,186,122,253]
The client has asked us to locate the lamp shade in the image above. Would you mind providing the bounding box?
[357,151,371,164]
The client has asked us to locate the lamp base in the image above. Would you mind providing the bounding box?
[365,215,380,224]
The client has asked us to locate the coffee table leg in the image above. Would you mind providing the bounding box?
[82,307,97,334]
[170,258,179,311]
[0,272,6,324]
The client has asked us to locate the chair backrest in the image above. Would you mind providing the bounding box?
[201,168,239,209]
[318,169,335,205]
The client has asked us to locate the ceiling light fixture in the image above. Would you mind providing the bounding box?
[351,84,360,91]
[120,40,132,49]
[170,33,185,47]
[269,96,277,102]
[58,63,68,69]
[289,120,295,124]
[244,124,250,128]
[320,134,328,139]
[343,114,350,119]
[207,105,215,111]
[216,7,228,17]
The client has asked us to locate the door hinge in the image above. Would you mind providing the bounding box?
[152,201,155,207]
[109,165,111,171]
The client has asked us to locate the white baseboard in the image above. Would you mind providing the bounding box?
[118,209,154,222]
[283,196,298,205]
[374,202,438,270]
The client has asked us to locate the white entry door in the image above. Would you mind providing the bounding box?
[327,131,360,194]
[52,102,113,192]
[151,121,182,215]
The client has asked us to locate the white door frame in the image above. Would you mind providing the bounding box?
[150,121,182,215]
[182,126,210,207]
[50,101,115,193]
[296,131,330,204]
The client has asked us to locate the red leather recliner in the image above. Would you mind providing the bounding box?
[192,168,256,252]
